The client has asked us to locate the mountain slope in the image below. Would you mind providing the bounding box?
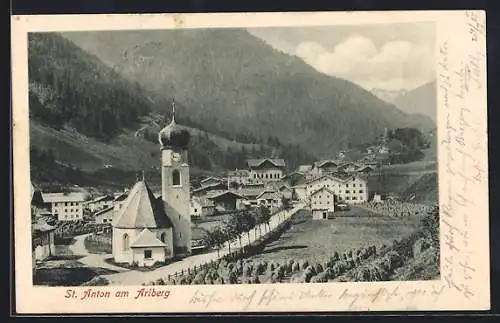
[61,29,435,157]
[28,33,315,187]
[393,81,437,122]
[370,88,408,103]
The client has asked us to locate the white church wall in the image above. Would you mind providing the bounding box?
[131,246,165,267]
[112,228,138,264]
[152,228,174,259]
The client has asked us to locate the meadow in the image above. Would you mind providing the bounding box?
[247,208,423,265]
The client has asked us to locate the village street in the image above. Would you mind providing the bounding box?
[69,203,305,285]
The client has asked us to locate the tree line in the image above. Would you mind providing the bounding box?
[201,203,293,256]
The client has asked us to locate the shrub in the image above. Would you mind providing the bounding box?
[315,263,324,273]
[292,262,300,272]
[193,272,206,285]
[333,252,340,261]
[310,272,329,283]
[384,251,403,271]
[301,260,309,270]
[255,262,266,275]
[228,272,238,284]
[81,276,109,286]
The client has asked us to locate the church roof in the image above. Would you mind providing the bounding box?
[130,228,166,248]
[113,180,173,229]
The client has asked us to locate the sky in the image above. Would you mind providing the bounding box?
[248,22,435,91]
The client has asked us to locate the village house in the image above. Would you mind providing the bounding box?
[227,169,250,186]
[42,192,86,221]
[199,176,224,188]
[31,184,56,263]
[247,158,286,182]
[337,162,359,173]
[291,183,308,201]
[32,219,56,262]
[94,206,114,224]
[84,194,115,212]
[355,165,376,174]
[206,191,246,213]
[234,182,266,206]
[256,191,282,212]
[112,103,192,266]
[304,173,368,204]
[296,164,313,174]
[190,196,216,217]
[310,187,336,220]
[191,182,227,197]
[277,184,293,200]
[311,160,338,176]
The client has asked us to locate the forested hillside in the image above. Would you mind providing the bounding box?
[28,33,315,187]
[62,29,435,157]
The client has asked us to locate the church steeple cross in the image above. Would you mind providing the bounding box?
[171,98,176,123]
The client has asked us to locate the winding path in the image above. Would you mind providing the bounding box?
[68,233,128,273]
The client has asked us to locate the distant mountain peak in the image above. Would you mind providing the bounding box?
[370,88,409,103]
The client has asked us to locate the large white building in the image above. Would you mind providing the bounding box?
[112,102,192,266]
[303,173,368,204]
[247,158,286,182]
[42,192,86,221]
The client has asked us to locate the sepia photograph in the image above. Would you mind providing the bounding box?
[29,23,440,288]
[12,11,488,313]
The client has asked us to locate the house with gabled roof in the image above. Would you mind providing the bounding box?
[312,160,339,175]
[84,194,115,212]
[190,196,215,217]
[310,187,336,220]
[256,191,282,211]
[199,176,224,188]
[247,158,286,182]
[94,206,115,224]
[42,192,86,221]
[129,228,170,267]
[206,191,246,212]
[304,172,368,204]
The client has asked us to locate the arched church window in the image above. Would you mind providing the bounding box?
[160,233,166,243]
[122,233,129,251]
[172,170,181,186]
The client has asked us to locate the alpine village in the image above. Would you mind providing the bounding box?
[29,30,439,287]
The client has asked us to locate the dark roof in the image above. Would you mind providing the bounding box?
[313,160,338,168]
[192,182,227,194]
[88,195,114,203]
[31,183,45,207]
[200,177,223,184]
[206,190,245,200]
[113,180,173,229]
[95,206,114,217]
[247,158,286,168]
[256,191,281,200]
[114,193,128,202]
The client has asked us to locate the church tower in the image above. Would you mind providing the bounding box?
[158,99,192,256]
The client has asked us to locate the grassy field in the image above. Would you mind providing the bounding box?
[248,209,424,264]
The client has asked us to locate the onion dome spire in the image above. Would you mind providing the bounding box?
[158,98,190,149]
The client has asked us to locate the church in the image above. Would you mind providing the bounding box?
[112,101,192,267]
